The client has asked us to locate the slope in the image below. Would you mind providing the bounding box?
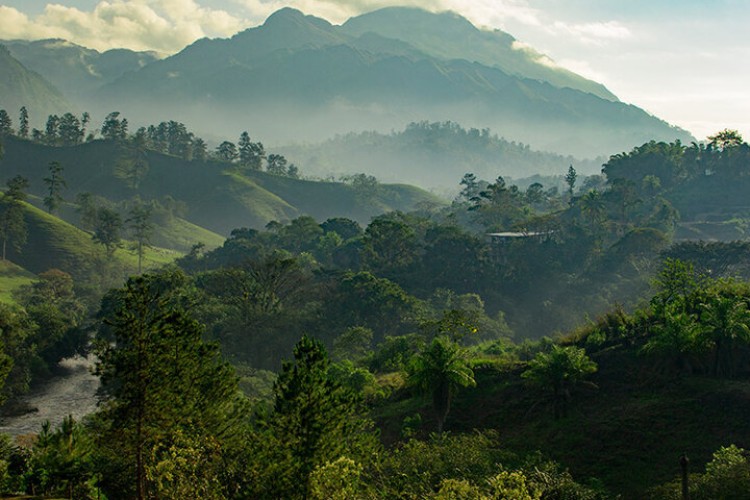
[0,45,71,122]
[0,137,443,236]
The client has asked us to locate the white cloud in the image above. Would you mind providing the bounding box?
[550,20,631,45]
[0,1,247,53]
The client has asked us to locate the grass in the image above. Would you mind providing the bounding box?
[0,260,36,304]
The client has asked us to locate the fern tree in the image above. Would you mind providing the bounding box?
[408,336,476,432]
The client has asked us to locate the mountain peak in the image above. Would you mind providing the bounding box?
[263,7,333,31]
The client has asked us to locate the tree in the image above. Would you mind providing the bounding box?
[43,161,67,214]
[192,137,207,161]
[95,272,245,500]
[522,345,597,419]
[708,129,743,151]
[408,336,475,432]
[698,294,750,377]
[0,176,29,260]
[250,335,378,499]
[238,132,265,170]
[101,112,128,141]
[267,153,288,175]
[75,192,98,231]
[126,203,153,273]
[565,165,577,198]
[45,114,59,145]
[92,207,122,257]
[18,107,29,138]
[215,141,238,163]
[57,113,83,146]
[0,109,12,136]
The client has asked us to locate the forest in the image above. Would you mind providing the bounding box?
[1,108,750,498]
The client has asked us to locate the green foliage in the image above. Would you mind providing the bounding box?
[94,270,246,499]
[247,335,379,499]
[408,336,476,432]
[92,207,122,257]
[26,416,95,498]
[522,345,597,419]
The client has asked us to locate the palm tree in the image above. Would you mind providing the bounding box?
[641,307,705,375]
[408,336,475,432]
[698,294,750,377]
[522,345,597,419]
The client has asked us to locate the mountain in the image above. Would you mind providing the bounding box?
[95,7,691,158]
[0,45,71,121]
[341,7,617,101]
[0,136,443,236]
[1,39,159,106]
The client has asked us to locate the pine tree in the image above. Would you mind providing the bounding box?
[43,161,67,214]
[95,271,245,499]
[251,335,378,498]
[18,107,29,138]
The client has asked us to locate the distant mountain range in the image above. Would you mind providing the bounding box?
[2,7,692,160]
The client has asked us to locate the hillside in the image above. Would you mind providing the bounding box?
[0,260,36,304]
[0,45,71,121]
[0,137,444,236]
[278,121,603,189]
[95,7,692,158]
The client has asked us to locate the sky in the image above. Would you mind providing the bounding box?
[1,0,748,142]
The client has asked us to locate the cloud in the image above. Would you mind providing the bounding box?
[0,1,247,54]
[550,20,631,45]
[235,0,543,29]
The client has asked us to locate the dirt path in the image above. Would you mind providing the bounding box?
[0,355,101,436]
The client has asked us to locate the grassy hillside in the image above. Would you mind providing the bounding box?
[0,260,36,304]
[0,137,444,236]
[5,202,178,282]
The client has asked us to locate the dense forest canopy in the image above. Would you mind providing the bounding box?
[0,105,750,498]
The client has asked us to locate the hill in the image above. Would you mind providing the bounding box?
[0,259,36,304]
[2,39,159,108]
[95,7,692,158]
[278,121,603,189]
[0,136,444,236]
[0,45,71,122]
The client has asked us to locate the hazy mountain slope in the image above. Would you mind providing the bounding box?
[96,7,691,158]
[278,122,603,189]
[341,7,617,101]
[0,137,443,236]
[2,39,159,106]
[0,45,71,121]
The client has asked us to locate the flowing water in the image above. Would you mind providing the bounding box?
[0,355,101,437]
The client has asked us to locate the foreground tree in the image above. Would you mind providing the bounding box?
[95,272,246,499]
[408,336,476,432]
[249,335,378,499]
